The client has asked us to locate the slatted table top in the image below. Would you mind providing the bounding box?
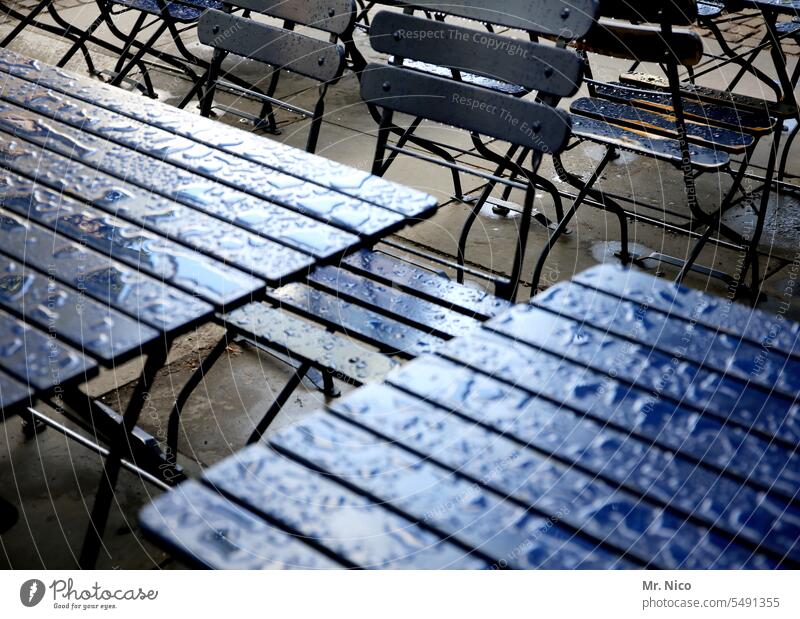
[0,49,437,414]
[141,264,800,569]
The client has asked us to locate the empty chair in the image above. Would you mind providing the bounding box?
[360,4,626,300]
[549,0,788,296]
[184,0,356,152]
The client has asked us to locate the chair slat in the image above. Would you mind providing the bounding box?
[578,23,703,66]
[224,303,398,384]
[600,0,698,24]
[198,10,345,82]
[370,12,583,97]
[269,282,444,357]
[382,0,599,39]
[361,64,573,153]
[222,0,356,35]
[571,97,753,152]
[139,481,343,569]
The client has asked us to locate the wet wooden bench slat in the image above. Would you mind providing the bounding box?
[0,368,31,417]
[308,265,480,339]
[269,282,444,358]
[139,480,344,569]
[342,250,511,320]
[224,303,398,385]
[0,307,96,391]
[0,169,262,309]
[571,97,753,153]
[0,80,361,258]
[588,81,774,134]
[0,48,438,220]
[570,114,729,168]
[0,129,314,287]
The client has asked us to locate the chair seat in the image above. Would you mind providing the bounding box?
[621,72,797,119]
[224,303,398,385]
[269,282,445,358]
[342,249,511,320]
[589,80,774,135]
[570,114,730,169]
[112,0,223,23]
[397,58,528,96]
[571,97,753,153]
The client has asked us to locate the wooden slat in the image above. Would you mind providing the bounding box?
[578,23,703,66]
[571,97,752,152]
[620,72,798,118]
[534,281,800,400]
[336,381,797,564]
[205,444,488,568]
[308,265,479,338]
[428,331,800,503]
[0,254,159,364]
[361,64,573,153]
[199,11,345,83]
[269,282,444,358]
[0,367,31,417]
[0,169,262,309]
[375,0,599,39]
[139,481,344,569]
[222,0,356,34]
[485,305,800,448]
[271,409,632,568]
[589,81,774,134]
[0,49,438,219]
[342,249,511,320]
[573,263,800,358]
[0,208,213,333]
[570,114,729,168]
[0,307,96,391]
[0,129,315,287]
[370,11,583,97]
[0,80,360,257]
[224,303,397,384]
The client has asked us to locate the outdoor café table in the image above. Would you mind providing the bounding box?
[0,48,438,566]
[140,263,800,569]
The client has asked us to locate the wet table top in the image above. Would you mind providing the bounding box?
[0,49,437,415]
[140,264,800,569]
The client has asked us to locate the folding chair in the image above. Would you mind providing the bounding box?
[43,0,221,99]
[181,0,355,152]
[361,4,627,300]
[547,0,785,298]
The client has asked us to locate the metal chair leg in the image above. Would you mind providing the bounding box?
[0,0,51,47]
[78,345,169,569]
[247,362,311,444]
[165,336,230,468]
[531,149,617,293]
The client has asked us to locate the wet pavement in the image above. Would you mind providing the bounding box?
[0,1,799,568]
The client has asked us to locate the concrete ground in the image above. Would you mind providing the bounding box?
[0,1,799,568]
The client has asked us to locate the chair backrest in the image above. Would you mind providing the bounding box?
[198,8,347,83]
[220,0,357,36]
[360,7,593,154]
[383,0,599,39]
[579,0,702,67]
